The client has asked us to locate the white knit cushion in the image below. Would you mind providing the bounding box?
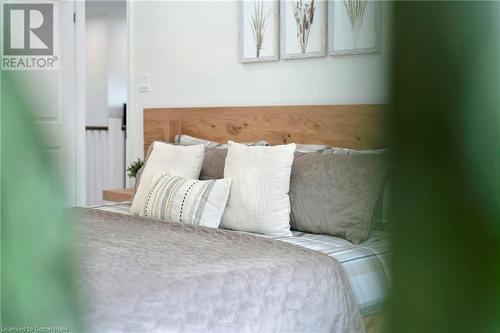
[140,173,231,228]
[131,142,205,215]
[221,141,296,236]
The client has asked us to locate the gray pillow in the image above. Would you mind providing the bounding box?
[289,150,387,244]
[199,148,227,180]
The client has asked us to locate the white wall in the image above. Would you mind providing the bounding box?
[85,1,127,203]
[86,14,108,126]
[127,1,391,163]
[86,0,127,126]
[107,14,127,119]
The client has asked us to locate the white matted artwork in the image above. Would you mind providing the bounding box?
[329,0,381,55]
[280,0,327,60]
[239,0,280,63]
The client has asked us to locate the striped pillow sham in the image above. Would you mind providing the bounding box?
[140,173,232,228]
[175,134,269,149]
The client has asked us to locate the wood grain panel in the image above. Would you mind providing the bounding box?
[144,105,387,154]
[102,188,134,202]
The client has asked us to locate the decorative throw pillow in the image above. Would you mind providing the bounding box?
[296,143,386,155]
[131,142,205,215]
[295,144,389,231]
[221,141,296,237]
[199,148,227,180]
[295,143,331,153]
[290,150,387,244]
[175,134,269,149]
[140,173,231,228]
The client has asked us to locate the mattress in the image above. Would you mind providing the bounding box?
[93,202,390,316]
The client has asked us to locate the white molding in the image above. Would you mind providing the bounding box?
[125,0,130,186]
[126,0,136,188]
[75,0,86,206]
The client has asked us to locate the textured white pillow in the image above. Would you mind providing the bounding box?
[131,142,205,215]
[140,173,231,228]
[221,141,296,236]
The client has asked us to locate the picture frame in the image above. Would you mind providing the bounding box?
[280,0,327,60]
[239,0,280,63]
[328,0,382,56]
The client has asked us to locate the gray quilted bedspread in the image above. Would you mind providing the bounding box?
[74,208,364,333]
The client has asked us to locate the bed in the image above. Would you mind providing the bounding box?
[78,104,389,333]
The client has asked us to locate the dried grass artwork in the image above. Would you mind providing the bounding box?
[251,1,271,58]
[344,0,368,49]
[293,0,316,53]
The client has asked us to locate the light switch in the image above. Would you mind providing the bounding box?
[139,74,150,93]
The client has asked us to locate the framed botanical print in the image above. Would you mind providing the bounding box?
[329,0,381,55]
[239,0,280,63]
[280,0,327,60]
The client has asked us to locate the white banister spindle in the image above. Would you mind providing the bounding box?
[86,118,125,205]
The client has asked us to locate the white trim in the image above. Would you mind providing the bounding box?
[126,0,135,188]
[75,0,86,206]
[59,0,77,206]
[124,0,130,186]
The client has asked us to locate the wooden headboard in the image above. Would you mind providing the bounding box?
[143,105,387,154]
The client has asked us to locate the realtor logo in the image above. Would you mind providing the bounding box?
[4,3,53,55]
[2,3,57,70]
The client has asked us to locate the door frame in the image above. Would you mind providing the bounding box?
[74,0,130,206]
[75,0,86,206]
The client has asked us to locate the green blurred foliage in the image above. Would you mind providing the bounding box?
[389,2,500,333]
[1,72,81,331]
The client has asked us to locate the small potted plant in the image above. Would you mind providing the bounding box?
[127,158,144,185]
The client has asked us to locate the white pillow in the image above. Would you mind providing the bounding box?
[131,142,205,215]
[221,141,296,237]
[140,173,231,228]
